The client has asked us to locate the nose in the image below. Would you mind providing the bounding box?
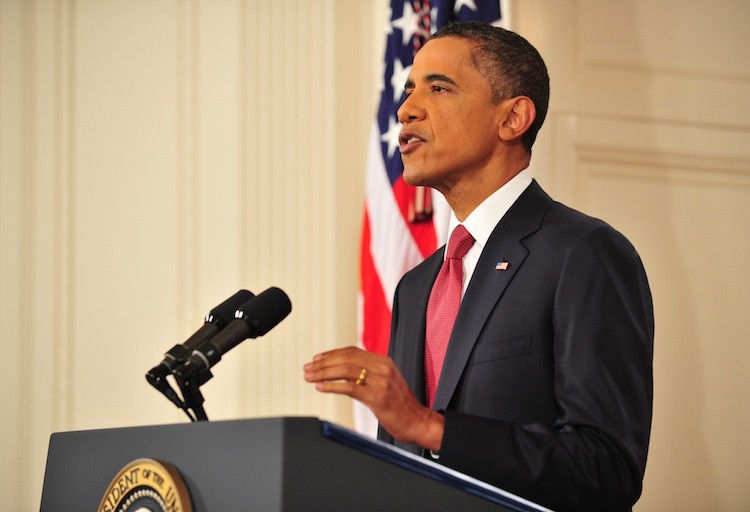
[397,93,426,125]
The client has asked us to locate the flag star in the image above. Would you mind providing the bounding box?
[380,116,402,158]
[385,6,393,35]
[391,59,412,101]
[454,0,477,14]
[430,7,439,34]
[391,2,419,46]
[491,17,505,28]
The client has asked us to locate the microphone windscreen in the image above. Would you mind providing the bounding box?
[243,287,292,336]
[209,289,254,325]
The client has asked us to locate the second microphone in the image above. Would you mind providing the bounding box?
[174,287,292,380]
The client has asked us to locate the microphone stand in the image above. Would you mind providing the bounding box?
[175,369,212,422]
[145,367,189,409]
[146,354,211,422]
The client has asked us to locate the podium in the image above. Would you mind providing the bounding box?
[40,417,551,511]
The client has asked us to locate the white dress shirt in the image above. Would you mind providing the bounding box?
[445,169,533,297]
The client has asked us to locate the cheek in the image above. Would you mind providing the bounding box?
[433,110,466,146]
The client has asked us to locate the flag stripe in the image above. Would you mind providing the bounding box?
[359,210,393,356]
[392,177,438,258]
[365,120,424,310]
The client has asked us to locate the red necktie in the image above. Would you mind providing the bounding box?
[425,225,475,408]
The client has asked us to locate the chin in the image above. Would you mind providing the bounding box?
[402,166,429,187]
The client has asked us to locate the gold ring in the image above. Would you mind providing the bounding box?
[355,368,367,385]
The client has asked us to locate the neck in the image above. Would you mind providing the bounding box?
[443,155,530,221]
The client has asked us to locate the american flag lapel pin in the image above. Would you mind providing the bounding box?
[495,261,509,271]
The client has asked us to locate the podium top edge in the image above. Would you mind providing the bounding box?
[48,416,323,438]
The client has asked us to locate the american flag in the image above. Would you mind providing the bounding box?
[357,0,506,435]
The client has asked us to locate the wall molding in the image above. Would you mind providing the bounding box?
[52,0,77,435]
[575,145,750,190]
[176,0,201,335]
[19,0,36,503]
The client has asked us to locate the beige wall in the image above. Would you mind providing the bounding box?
[0,0,747,510]
[0,0,382,508]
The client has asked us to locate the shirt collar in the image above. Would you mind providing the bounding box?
[446,169,533,253]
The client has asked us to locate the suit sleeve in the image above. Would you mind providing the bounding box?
[377,280,402,446]
[438,226,654,512]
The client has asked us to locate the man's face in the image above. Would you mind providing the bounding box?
[398,37,502,192]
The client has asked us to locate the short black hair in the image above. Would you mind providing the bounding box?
[430,21,550,153]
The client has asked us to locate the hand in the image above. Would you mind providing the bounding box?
[303,346,444,451]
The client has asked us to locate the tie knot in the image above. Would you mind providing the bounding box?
[446,225,474,260]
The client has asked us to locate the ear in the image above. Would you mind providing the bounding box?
[498,96,536,144]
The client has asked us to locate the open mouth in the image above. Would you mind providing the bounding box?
[399,132,424,154]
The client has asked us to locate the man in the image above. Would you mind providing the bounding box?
[304,22,653,512]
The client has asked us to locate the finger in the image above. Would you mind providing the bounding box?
[303,355,361,375]
[314,375,379,398]
[304,363,363,383]
[319,346,386,366]
[313,380,359,396]
[312,346,363,362]
[304,347,357,371]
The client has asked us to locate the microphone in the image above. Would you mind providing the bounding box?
[146,289,254,398]
[174,287,292,380]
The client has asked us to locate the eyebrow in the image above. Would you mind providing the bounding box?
[404,73,460,91]
[425,73,459,87]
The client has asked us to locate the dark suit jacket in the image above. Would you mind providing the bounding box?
[378,180,654,512]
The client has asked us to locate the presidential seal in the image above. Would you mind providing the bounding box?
[98,458,192,512]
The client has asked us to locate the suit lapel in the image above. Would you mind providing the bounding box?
[399,249,443,405]
[432,181,552,411]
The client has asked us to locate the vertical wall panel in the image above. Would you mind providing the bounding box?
[0,1,81,508]
[183,0,246,420]
[176,0,200,356]
[55,0,78,443]
[19,1,37,505]
[332,0,386,428]
[71,0,182,430]
[0,2,26,510]
[238,0,341,422]
[26,1,55,507]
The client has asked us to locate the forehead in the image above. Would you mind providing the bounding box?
[410,36,478,80]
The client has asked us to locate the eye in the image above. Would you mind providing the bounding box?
[432,85,447,93]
